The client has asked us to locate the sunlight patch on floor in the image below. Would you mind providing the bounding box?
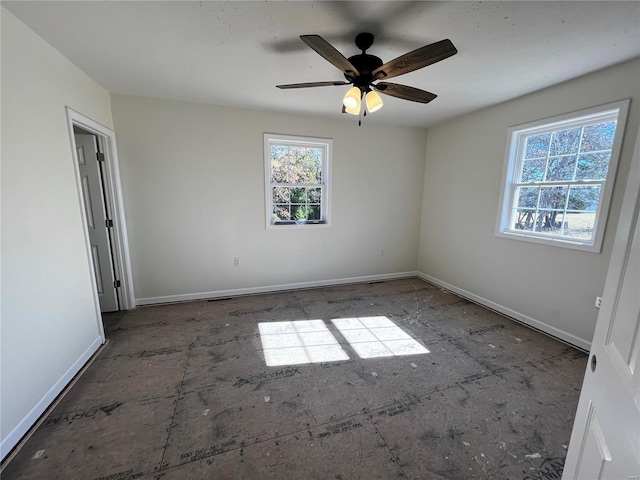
[332,316,429,359]
[259,320,349,367]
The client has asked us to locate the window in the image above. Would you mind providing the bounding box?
[496,100,629,251]
[264,134,331,228]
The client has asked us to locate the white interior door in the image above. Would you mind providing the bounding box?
[563,130,640,479]
[75,133,119,312]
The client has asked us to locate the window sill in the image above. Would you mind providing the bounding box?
[267,220,330,230]
[495,230,601,253]
[274,220,326,225]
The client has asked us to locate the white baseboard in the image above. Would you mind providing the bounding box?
[135,272,419,306]
[0,336,103,461]
[416,272,591,351]
[136,270,590,350]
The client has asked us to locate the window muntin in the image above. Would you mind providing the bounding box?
[497,100,629,252]
[264,134,331,228]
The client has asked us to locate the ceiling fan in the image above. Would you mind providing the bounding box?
[276,32,457,123]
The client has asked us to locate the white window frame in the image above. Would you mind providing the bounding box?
[264,133,332,229]
[496,99,630,252]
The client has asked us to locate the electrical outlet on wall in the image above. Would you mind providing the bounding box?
[595,296,602,308]
[234,257,241,267]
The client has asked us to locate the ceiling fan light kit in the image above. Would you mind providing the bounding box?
[344,103,360,116]
[365,90,383,113]
[276,32,457,125]
[343,86,361,109]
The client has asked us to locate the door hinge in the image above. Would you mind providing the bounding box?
[96,152,105,162]
[106,219,113,228]
[114,280,121,288]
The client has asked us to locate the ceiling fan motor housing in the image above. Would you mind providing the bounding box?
[345,54,383,90]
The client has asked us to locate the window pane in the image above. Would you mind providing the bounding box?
[272,145,324,185]
[549,127,581,155]
[539,186,567,209]
[286,148,304,183]
[562,212,596,240]
[517,186,539,208]
[288,146,302,159]
[534,210,564,233]
[575,152,610,180]
[273,186,290,203]
[581,121,616,152]
[308,187,322,204]
[307,205,321,220]
[554,212,568,235]
[302,148,323,184]
[289,187,307,204]
[514,209,535,231]
[270,145,287,161]
[271,145,322,184]
[545,155,576,181]
[293,205,310,221]
[270,156,287,183]
[521,158,545,182]
[273,204,291,221]
[271,186,322,222]
[568,185,601,211]
[524,134,550,159]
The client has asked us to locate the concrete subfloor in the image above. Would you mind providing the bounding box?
[2,278,587,480]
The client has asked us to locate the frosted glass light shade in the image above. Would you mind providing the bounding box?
[343,87,361,109]
[344,104,360,116]
[366,90,383,113]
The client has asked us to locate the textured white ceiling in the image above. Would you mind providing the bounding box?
[4,1,639,127]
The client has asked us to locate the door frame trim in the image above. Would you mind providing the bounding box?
[66,108,135,327]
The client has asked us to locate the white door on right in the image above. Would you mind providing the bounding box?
[563,131,640,479]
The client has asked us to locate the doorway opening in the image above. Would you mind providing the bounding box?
[66,108,134,330]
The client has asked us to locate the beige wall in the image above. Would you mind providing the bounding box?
[1,7,114,457]
[3,2,638,461]
[418,59,640,348]
[110,95,427,303]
